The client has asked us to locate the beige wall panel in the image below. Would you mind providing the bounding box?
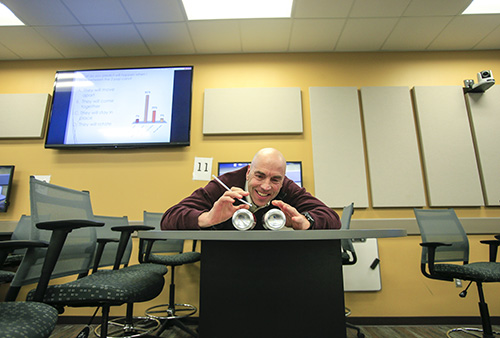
[361,86,426,207]
[466,85,500,206]
[203,87,303,134]
[309,87,369,208]
[0,94,50,138]
[413,86,483,206]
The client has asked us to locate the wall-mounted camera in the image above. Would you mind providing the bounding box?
[464,70,495,93]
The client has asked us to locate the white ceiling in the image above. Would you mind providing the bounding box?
[0,0,499,61]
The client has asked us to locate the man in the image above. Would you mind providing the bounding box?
[161,148,340,230]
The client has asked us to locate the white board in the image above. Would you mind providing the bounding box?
[203,87,303,134]
[0,93,50,138]
[309,87,368,208]
[343,238,381,292]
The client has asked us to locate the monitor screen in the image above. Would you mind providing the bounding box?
[218,161,303,187]
[45,66,193,149]
[0,166,15,212]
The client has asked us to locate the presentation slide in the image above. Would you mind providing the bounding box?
[63,68,175,144]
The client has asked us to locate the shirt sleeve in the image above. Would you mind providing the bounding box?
[280,179,341,229]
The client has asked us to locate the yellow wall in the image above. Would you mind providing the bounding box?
[1,51,500,319]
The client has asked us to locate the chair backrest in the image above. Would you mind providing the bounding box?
[9,215,32,257]
[143,211,184,253]
[340,203,356,265]
[10,177,97,290]
[414,208,469,264]
[92,215,132,268]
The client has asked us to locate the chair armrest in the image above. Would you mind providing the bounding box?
[36,219,104,231]
[0,240,48,266]
[480,239,500,262]
[420,242,452,276]
[108,225,155,269]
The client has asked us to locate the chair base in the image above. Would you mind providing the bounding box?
[94,316,160,338]
[447,327,499,338]
[345,307,365,338]
[145,303,197,320]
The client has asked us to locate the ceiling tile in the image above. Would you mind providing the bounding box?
[289,19,344,52]
[382,17,452,51]
[0,42,21,60]
[121,0,185,23]
[240,19,292,52]
[1,0,79,25]
[336,18,399,51]
[136,22,195,55]
[350,0,411,18]
[403,0,472,16]
[188,21,242,54]
[35,26,107,58]
[474,25,500,50]
[0,27,62,59]
[428,14,500,50]
[85,24,151,56]
[293,0,354,18]
[62,0,131,24]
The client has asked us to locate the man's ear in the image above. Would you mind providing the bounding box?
[246,166,251,180]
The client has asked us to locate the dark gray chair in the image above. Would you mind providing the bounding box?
[340,203,365,338]
[141,211,200,337]
[414,208,500,338]
[4,177,166,338]
[91,214,166,338]
[0,239,59,338]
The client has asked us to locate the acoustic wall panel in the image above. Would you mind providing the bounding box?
[466,85,500,206]
[361,87,426,207]
[0,93,50,138]
[413,86,483,207]
[203,87,303,134]
[309,87,369,208]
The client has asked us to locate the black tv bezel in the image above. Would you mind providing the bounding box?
[0,165,15,213]
[44,65,193,150]
[217,161,303,187]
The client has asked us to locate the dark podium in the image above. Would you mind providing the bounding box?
[138,229,406,338]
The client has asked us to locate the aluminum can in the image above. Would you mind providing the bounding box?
[263,209,286,231]
[232,209,255,231]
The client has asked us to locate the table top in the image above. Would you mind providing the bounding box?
[137,228,407,241]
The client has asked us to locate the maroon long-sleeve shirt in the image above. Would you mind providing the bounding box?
[161,166,340,230]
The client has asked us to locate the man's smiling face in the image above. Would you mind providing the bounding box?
[246,152,286,207]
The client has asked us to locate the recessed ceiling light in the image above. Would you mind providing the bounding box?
[0,2,24,26]
[182,0,293,20]
[462,0,500,14]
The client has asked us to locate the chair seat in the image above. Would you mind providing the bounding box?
[149,251,201,266]
[435,262,500,282]
[0,301,58,338]
[125,262,168,275]
[26,265,165,307]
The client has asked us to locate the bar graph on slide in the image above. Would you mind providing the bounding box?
[133,92,166,124]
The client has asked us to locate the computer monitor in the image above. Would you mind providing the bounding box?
[0,165,15,212]
[217,161,303,187]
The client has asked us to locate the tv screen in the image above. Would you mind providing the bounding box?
[0,166,14,212]
[45,66,193,149]
[218,161,303,187]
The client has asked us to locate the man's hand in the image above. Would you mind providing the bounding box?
[198,188,250,228]
[272,200,311,230]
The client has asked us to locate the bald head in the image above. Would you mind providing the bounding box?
[250,148,287,176]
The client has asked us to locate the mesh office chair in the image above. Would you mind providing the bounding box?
[0,240,59,338]
[340,203,365,338]
[141,211,200,337]
[91,214,166,338]
[414,208,500,338]
[5,177,166,338]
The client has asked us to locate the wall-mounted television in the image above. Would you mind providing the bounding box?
[45,66,193,149]
[0,166,14,212]
[218,161,303,187]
